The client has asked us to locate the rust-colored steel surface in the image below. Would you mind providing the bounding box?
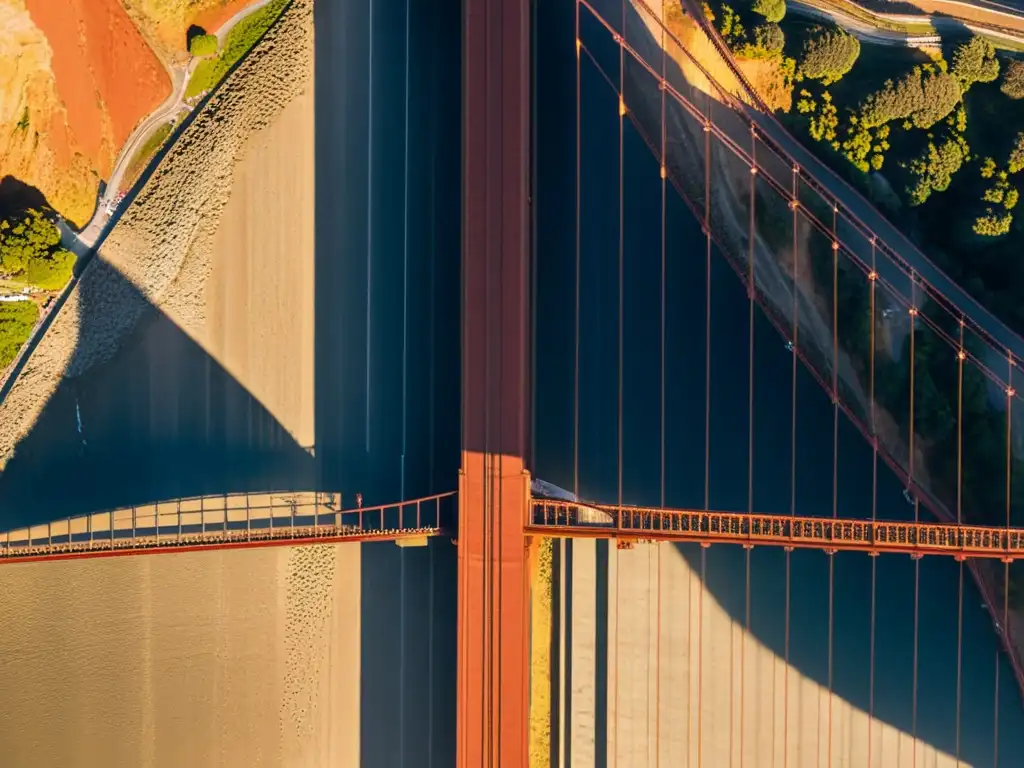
[0,493,455,564]
[530,500,1024,559]
[457,0,531,763]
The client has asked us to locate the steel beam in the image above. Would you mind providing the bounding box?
[457,0,532,763]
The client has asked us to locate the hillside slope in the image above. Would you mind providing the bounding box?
[0,0,258,228]
[122,0,262,62]
[0,0,171,227]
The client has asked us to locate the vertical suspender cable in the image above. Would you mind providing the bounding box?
[700,87,712,768]
[955,319,965,768]
[786,165,799,768]
[909,275,920,765]
[398,3,411,758]
[658,4,667,762]
[742,127,757,768]
[574,0,581,503]
[828,206,839,768]
[997,353,1014,768]
[401,0,411,503]
[614,6,625,760]
[868,240,878,768]
[365,0,375,454]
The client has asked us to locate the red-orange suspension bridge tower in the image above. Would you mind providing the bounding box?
[456,0,533,765]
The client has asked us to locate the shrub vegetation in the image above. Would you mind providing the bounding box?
[0,300,38,370]
[189,33,218,57]
[752,0,785,23]
[185,0,290,99]
[1001,59,1024,99]
[858,65,961,129]
[950,37,1000,90]
[0,209,75,291]
[798,26,861,85]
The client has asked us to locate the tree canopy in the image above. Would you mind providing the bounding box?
[751,0,785,23]
[950,37,999,90]
[0,209,75,291]
[1001,59,1024,99]
[798,26,860,85]
[903,137,965,206]
[1009,132,1024,174]
[189,33,218,57]
[737,22,785,59]
[858,66,961,130]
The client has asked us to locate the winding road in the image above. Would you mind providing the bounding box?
[71,0,278,251]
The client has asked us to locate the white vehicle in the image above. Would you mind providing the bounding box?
[903,487,916,505]
[785,340,794,352]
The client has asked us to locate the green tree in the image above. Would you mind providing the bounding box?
[189,33,218,57]
[903,137,964,205]
[973,211,1013,236]
[809,90,838,143]
[1009,133,1024,174]
[0,301,38,369]
[798,26,860,85]
[859,66,961,130]
[1000,59,1024,99]
[0,209,75,291]
[751,0,786,23]
[737,22,784,59]
[950,37,999,90]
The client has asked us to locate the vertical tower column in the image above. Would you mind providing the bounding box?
[457,0,531,764]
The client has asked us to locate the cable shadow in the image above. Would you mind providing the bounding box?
[313,0,461,764]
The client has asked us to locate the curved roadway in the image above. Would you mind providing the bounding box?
[787,0,942,45]
[75,0,277,249]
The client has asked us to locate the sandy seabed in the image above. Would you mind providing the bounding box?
[556,541,976,768]
[0,544,360,767]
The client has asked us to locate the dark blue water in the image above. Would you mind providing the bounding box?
[534,0,1024,762]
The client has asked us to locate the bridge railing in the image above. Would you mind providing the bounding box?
[530,500,1024,558]
[0,491,456,562]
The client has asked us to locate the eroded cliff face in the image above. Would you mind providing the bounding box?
[0,0,207,227]
[0,1,100,225]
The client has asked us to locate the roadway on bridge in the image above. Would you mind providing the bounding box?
[534,1,1024,762]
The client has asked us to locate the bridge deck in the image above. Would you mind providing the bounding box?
[530,500,1024,559]
[0,491,454,563]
